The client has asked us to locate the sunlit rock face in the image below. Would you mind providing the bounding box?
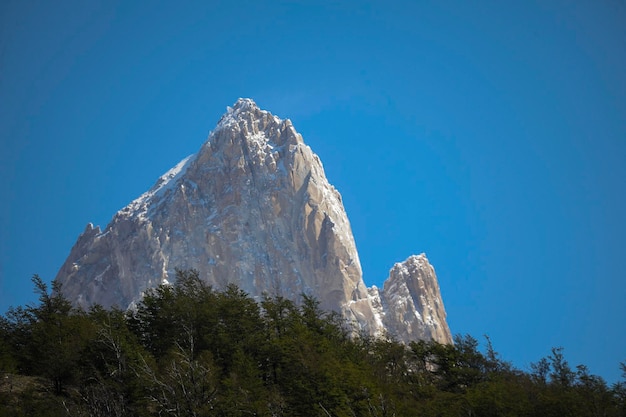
[372,254,453,344]
[56,99,451,344]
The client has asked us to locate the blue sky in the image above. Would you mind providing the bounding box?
[1,0,624,382]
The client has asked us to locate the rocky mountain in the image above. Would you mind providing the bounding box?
[55,99,452,344]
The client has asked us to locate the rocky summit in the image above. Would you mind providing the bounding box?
[55,98,452,344]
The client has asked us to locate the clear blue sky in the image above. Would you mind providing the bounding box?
[1,0,624,382]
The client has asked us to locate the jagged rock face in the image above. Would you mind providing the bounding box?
[370,255,453,344]
[56,98,451,344]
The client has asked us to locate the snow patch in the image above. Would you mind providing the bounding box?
[121,154,195,220]
[94,265,111,283]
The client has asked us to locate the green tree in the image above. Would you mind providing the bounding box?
[0,316,17,376]
[611,362,626,417]
[548,346,575,388]
[26,275,93,395]
[80,306,148,417]
[138,345,218,417]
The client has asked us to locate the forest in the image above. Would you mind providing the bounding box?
[1,271,624,416]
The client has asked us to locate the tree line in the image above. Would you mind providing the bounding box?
[1,271,625,416]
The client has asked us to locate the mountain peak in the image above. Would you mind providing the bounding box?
[225,98,265,121]
[232,97,257,111]
[55,100,451,345]
[214,98,282,136]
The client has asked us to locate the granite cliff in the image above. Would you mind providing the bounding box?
[56,99,452,344]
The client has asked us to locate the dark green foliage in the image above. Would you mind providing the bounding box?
[1,272,625,416]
